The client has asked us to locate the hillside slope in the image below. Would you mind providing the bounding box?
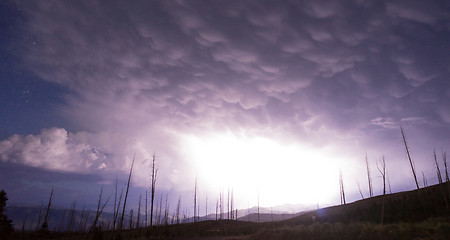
[284,181,450,225]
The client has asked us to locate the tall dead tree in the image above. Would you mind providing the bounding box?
[339,170,346,205]
[113,178,118,230]
[422,171,428,187]
[112,177,123,233]
[257,190,260,222]
[137,194,141,229]
[157,195,162,225]
[193,175,198,223]
[176,195,181,224]
[129,209,134,229]
[164,193,169,225]
[40,187,53,232]
[433,150,442,184]
[120,155,135,230]
[435,150,443,184]
[150,154,158,227]
[36,201,43,231]
[198,197,200,222]
[357,181,364,199]
[444,151,450,208]
[387,166,392,194]
[86,187,111,240]
[366,154,373,197]
[435,150,449,209]
[215,197,218,220]
[247,202,250,222]
[91,186,105,230]
[78,205,86,232]
[219,191,223,220]
[67,200,76,232]
[227,187,230,220]
[377,156,386,225]
[400,127,420,189]
[230,189,234,220]
[443,151,449,182]
[145,191,148,227]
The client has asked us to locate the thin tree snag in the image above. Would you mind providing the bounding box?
[400,127,420,189]
[120,154,135,229]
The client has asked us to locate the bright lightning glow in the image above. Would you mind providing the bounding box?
[182,131,343,208]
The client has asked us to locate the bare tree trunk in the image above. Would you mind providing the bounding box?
[247,202,250,222]
[113,189,123,233]
[219,191,223,220]
[422,171,428,187]
[112,177,121,234]
[92,186,103,230]
[137,194,141,229]
[205,195,208,221]
[120,155,135,230]
[176,195,181,224]
[36,201,43,231]
[164,193,169,225]
[150,154,158,228]
[227,187,230,220]
[271,208,273,223]
[339,170,346,205]
[145,191,148,228]
[82,212,90,232]
[387,166,392,194]
[366,154,373,197]
[41,187,53,232]
[79,205,86,232]
[86,187,111,240]
[435,150,449,209]
[435,150,443,184]
[158,195,163,225]
[230,189,234,220]
[444,151,450,205]
[67,200,76,232]
[443,151,449,182]
[129,209,133,230]
[357,181,364,199]
[257,190,260,223]
[377,156,386,225]
[215,197,218,221]
[193,175,197,223]
[400,127,420,189]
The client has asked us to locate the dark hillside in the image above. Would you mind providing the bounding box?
[285,182,450,225]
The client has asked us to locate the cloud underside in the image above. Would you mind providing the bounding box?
[2,0,450,189]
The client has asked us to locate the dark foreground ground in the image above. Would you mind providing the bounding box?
[2,182,450,239]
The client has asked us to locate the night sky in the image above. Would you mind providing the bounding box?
[1,0,450,214]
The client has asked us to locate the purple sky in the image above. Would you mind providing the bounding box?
[1,0,450,214]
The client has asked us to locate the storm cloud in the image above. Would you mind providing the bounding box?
[2,0,450,208]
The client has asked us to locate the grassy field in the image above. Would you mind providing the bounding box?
[13,217,448,240]
[249,217,450,240]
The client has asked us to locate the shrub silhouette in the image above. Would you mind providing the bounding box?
[0,189,14,235]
